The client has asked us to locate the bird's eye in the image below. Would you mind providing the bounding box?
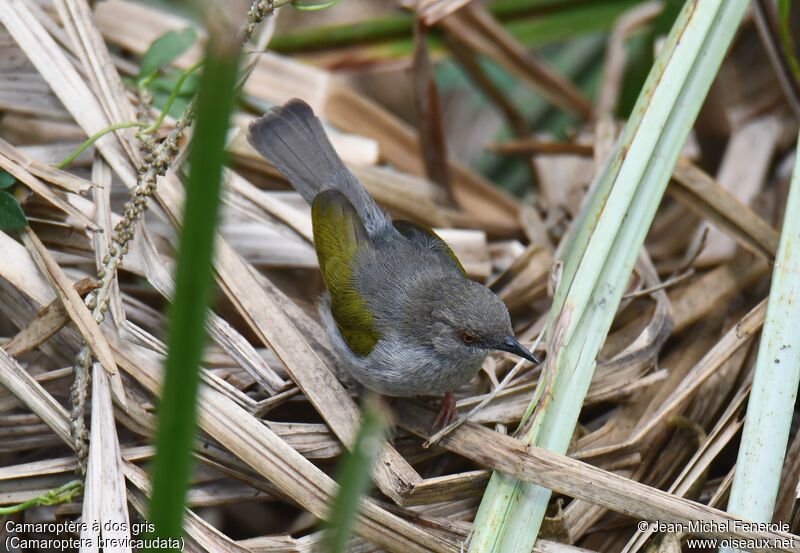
[460,331,476,344]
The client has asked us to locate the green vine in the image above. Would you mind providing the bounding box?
[141,61,204,135]
[292,0,340,11]
[55,122,147,169]
[0,481,83,515]
[54,61,205,170]
[778,0,800,87]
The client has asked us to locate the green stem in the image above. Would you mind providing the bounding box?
[778,0,800,86]
[268,0,637,54]
[0,481,83,514]
[56,122,147,169]
[141,61,204,135]
[139,72,157,89]
[291,0,340,11]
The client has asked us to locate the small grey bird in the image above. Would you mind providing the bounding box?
[248,99,538,429]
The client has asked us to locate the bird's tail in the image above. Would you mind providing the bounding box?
[248,99,388,235]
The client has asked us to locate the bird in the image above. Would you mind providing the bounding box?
[248,99,539,431]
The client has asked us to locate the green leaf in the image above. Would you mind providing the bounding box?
[725,131,800,530]
[138,27,197,83]
[146,29,241,547]
[0,191,27,231]
[0,170,15,190]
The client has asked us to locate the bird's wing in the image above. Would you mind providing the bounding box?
[312,189,381,356]
[393,220,467,276]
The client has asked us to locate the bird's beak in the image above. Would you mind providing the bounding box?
[496,336,540,364]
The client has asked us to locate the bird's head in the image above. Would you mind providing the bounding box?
[405,277,539,365]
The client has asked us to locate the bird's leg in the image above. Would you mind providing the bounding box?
[431,391,457,432]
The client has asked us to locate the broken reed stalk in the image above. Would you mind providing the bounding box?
[723,130,800,532]
[469,1,750,551]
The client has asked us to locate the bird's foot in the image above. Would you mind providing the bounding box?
[430,391,457,433]
[424,391,469,448]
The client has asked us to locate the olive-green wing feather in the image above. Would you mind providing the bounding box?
[393,220,467,276]
[312,190,380,356]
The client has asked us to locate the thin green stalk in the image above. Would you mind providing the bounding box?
[268,0,638,54]
[0,481,82,514]
[469,1,749,551]
[324,399,388,553]
[140,61,204,135]
[146,22,241,549]
[56,121,147,169]
[292,0,340,11]
[723,131,800,533]
[778,0,800,87]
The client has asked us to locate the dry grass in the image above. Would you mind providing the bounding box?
[1,1,800,552]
